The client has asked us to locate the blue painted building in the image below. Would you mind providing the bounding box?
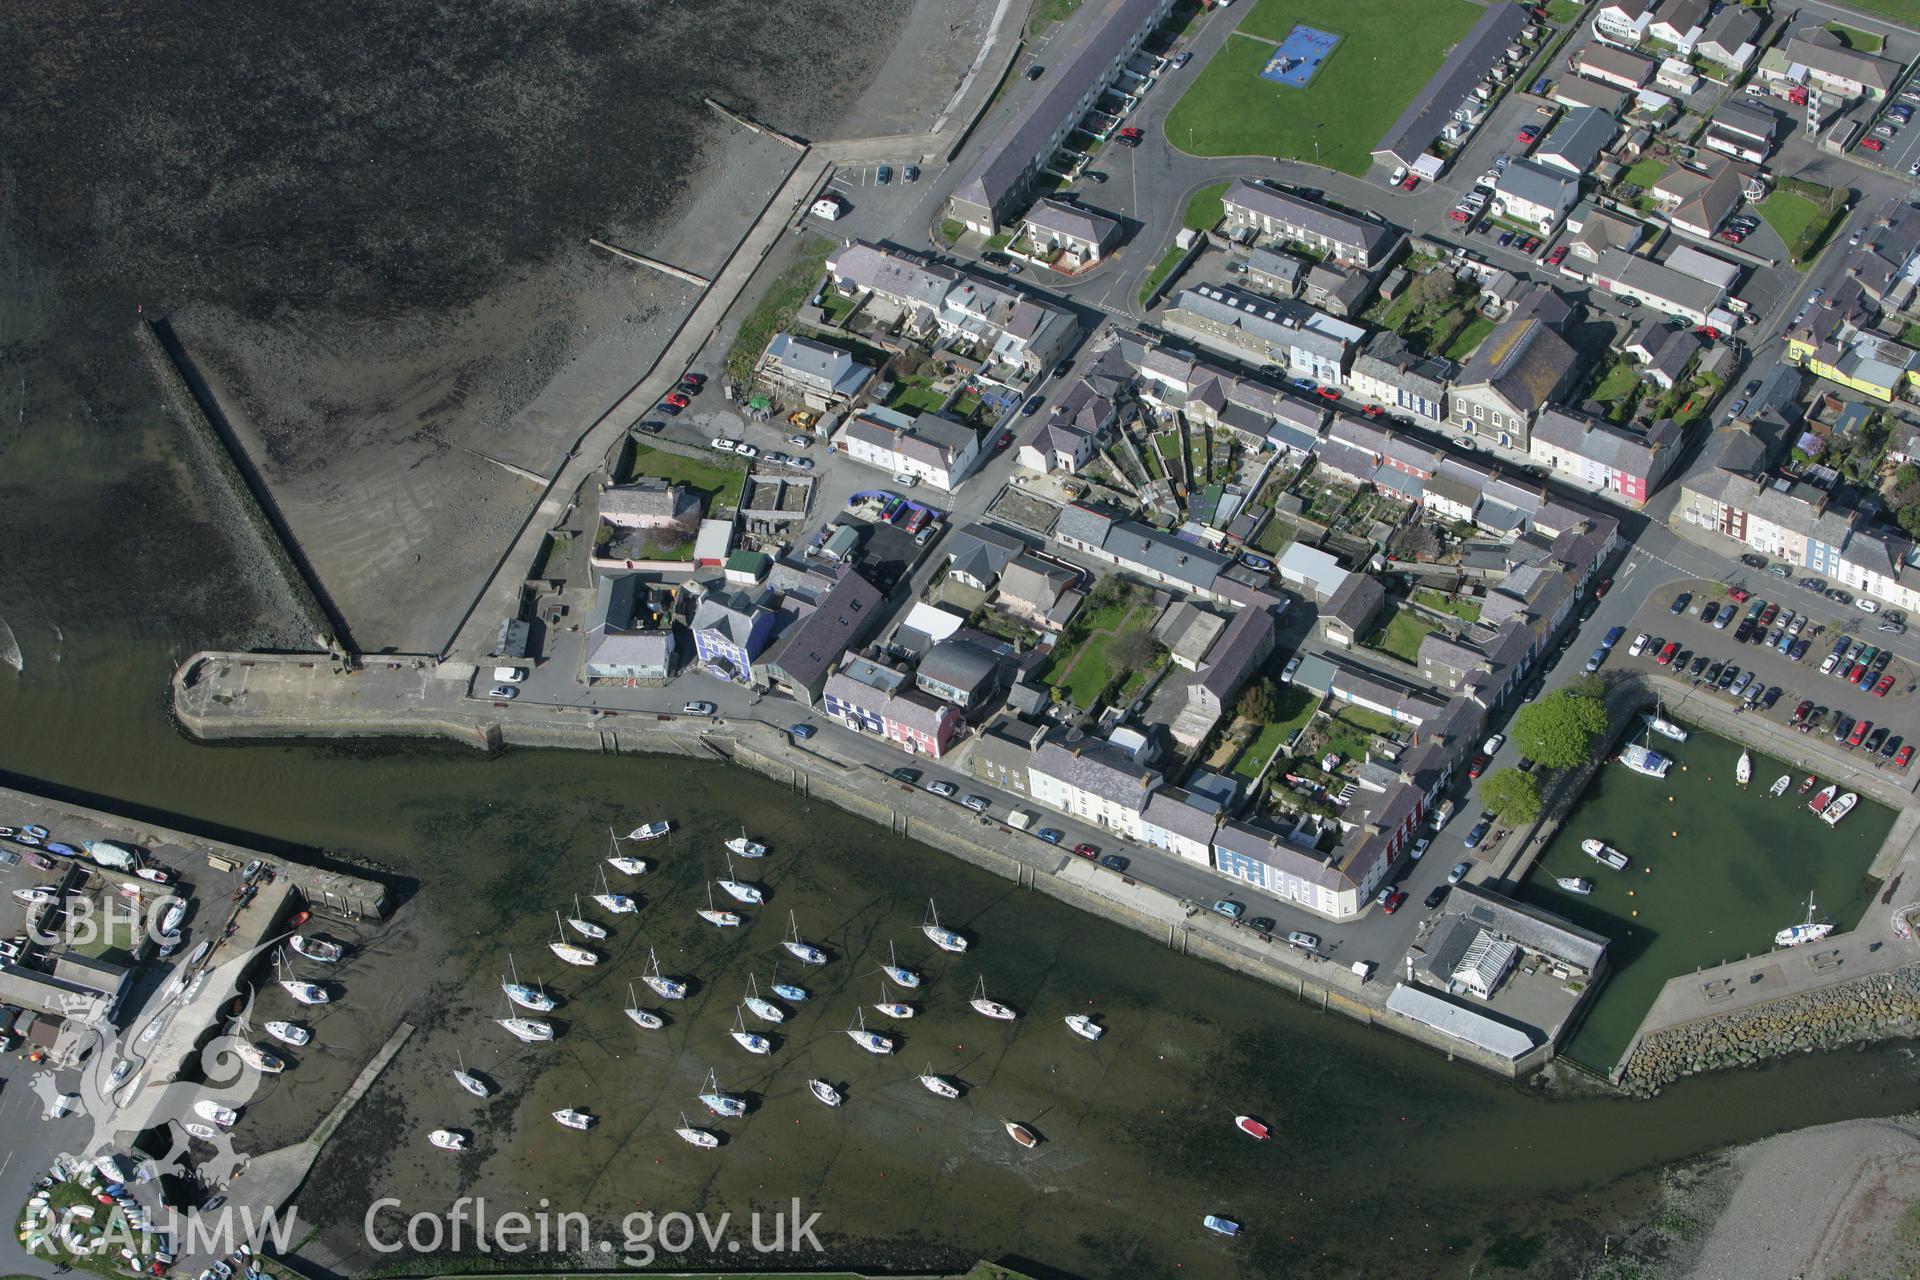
[690,589,776,685]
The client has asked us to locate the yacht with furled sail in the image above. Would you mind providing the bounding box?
[969,976,1017,1021]
[726,829,767,858]
[918,1063,961,1099]
[782,911,827,965]
[643,948,687,999]
[1735,749,1752,788]
[699,1069,747,1117]
[1643,704,1689,742]
[453,1051,490,1097]
[743,974,786,1023]
[676,1112,719,1149]
[922,899,968,953]
[729,1005,772,1054]
[1775,895,1835,948]
[566,896,608,940]
[717,853,764,906]
[698,883,742,928]
[496,994,554,1044]
[883,940,921,989]
[873,979,914,1020]
[502,954,556,1012]
[606,826,649,876]
[624,983,664,1031]
[845,1008,895,1055]
[548,913,599,966]
[591,866,637,914]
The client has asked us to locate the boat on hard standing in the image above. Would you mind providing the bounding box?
[729,1006,772,1055]
[918,1064,961,1099]
[882,941,921,989]
[808,1078,843,1108]
[699,1070,747,1117]
[627,821,671,842]
[969,976,1017,1022]
[743,974,786,1024]
[453,1053,490,1098]
[676,1113,720,1149]
[698,884,743,928]
[782,911,828,965]
[1580,839,1631,871]
[922,899,968,954]
[1822,791,1859,827]
[624,984,665,1031]
[643,948,688,1000]
[497,992,556,1043]
[183,1122,219,1142]
[1617,742,1672,779]
[1554,876,1595,895]
[552,1109,594,1131]
[1065,1013,1104,1041]
[264,1021,311,1048]
[235,1044,284,1074]
[281,980,330,1005]
[607,826,649,876]
[1769,774,1791,798]
[503,953,557,1012]
[1735,750,1752,788]
[1203,1215,1241,1238]
[288,935,345,963]
[725,830,767,858]
[1809,783,1839,815]
[1775,895,1836,948]
[1004,1120,1038,1149]
[428,1129,467,1151]
[193,1100,238,1129]
[1234,1115,1271,1140]
[845,1009,895,1055]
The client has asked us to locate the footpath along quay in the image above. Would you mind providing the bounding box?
[171,649,1553,1078]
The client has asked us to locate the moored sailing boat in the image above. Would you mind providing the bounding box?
[624,983,664,1031]
[676,1112,719,1149]
[643,947,687,1000]
[1735,749,1752,788]
[548,913,599,966]
[782,911,827,965]
[716,853,764,906]
[873,979,914,1020]
[607,826,649,876]
[566,896,609,941]
[969,975,1017,1021]
[591,866,638,914]
[922,899,968,953]
[729,1005,772,1055]
[743,974,786,1024]
[918,1064,961,1099]
[699,1069,747,1117]
[698,883,743,928]
[845,1008,895,1055]
[1775,894,1835,948]
[882,940,921,989]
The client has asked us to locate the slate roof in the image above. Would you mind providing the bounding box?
[1449,883,1609,971]
[1198,605,1274,701]
[1372,2,1533,165]
[1023,198,1121,249]
[764,332,871,397]
[600,480,698,524]
[1354,331,1456,400]
[1785,29,1899,93]
[1577,44,1655,86]
[1711,101,1778,141]
[1454,313,1577,416]
[999,553,1078,610]
[1031,735,1161,807]
[1141,788,1222,844]
[1322,572,1387,631]
[1214,819,1354,892]
[764,568,883,692]
[1533,408,1678,477]
[1220,180,1397,259]
[692,590,772,645]
[1498,160,1580,213]
[1536,107,1616,175]
[1054,503,1117,546]
[946,523,1025,586]
[1697,4,1761,61]
[917,640,1001,693]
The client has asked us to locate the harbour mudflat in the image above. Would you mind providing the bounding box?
[1527,719,1890,1072]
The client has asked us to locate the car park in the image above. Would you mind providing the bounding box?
[1792,699,1814,725]
[1400,173,1419,191]
[1761,686,1782,710]
[1735,620,1755,644]
[657,401,682,416]
[1603,625,1625,647]
[1705,660,1724,684]
[1834,714,1855,743]
[1714,603,1735,629]
[1700,599,1718,623]
[1790,638,1811,661]
[1883,734,1903,760]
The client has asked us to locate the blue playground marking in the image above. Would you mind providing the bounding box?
[1258,24,1341,89]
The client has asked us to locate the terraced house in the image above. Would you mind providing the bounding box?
[1219,180,1400,270]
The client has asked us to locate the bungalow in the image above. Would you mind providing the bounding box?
[1695,5,1762,74]
[1020,198,1123,266]
[1551,77,1627,116]
[1588,248,1726,323]
[756,332,873,409]
[1770,30,1900,101]
[1646,0,1709,52]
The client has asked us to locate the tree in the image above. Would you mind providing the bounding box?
[1511,689,1610,770]
[1111,628,1162,672]
[1480,768,1542,825]
[1238,678,1278,723]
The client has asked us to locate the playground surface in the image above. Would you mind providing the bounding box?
[1258,24,1341,88]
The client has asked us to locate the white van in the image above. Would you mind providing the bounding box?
[1007,809,1037,831]
[492,666,527,683]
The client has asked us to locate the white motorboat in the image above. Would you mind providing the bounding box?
[281,980,330,1005]
[289,935,345,963]
[643,948,687,1000]
[969,976,1017,1022]
[726,830,768,858]
[873,979,914,1020]
[845,1009,895,1055]
[743,974,786,1024]
[1809,783,1839,815]
[1617,743,1671,779]
[782,910,828,965]
[1822,791,1858,827]
[1769,774,1791,798]
[918,1065,960,1099]
[1776,895,1836,948]
[183,1123,219,1142]
[552,1109,594,1131]
[264,1021,311,1048]
[699,1069,747,1117]
[676,1113,719,1149]
[453,1052,490,1097]
[1579,839,1630,871]
[158,901,187,937]
[627,821,671,841]
[808,1078,843,1107]
[549,913,599,966]
[1065,1014,1104,1041]
[623,984,664,1031]
[428,1129,467,1151]
[729,1006,772,1055]
[698,884,743,928]
[591,867,638,914]
[193,1100,237,1129]
[567,897,609,940]
[236,1044,285,1074]
[922,899,967,953]
[1735,749,1752,788]
[1554,876,1594,895]
[883,940,921,989]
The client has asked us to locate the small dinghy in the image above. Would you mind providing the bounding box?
[1809,783,1838,815]
[1004,1120,1038,1149]
[264,1021,311,1047]
[808,1078,843,1107]
[1799,774,1817,795]
[428,1130,467,1151]
[552,1109,594,1131]
[1769,774,1791,798]
[1065,1013,1104,1041]
[184,1122,219,1142]
[289,935,345,964]
[1555,877,1594,895]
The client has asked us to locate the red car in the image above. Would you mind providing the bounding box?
[1849,719,1872,748]
[1382,890,1408,915]
[1315,386,1341,402]
[1400,174,1420,192]
[1469,753,1490,778]
[1117,127,1143,145]
[1863,138,1885,151]
[1896,743,1913,769]
[1695,325,1721,340]
[1449,208,1472,222]
[680,372,707,388]
[1874,672,1896,697]
[665,391,691,408]
[1594,578,1612,598]
[1547,245,1568,266]
[1849,662,1870,683]
[1728,586,1752,603]
[1657,641,1679,665]
[993,431,1013,451]
[1718,230,1745,243]
[1362,404,1384,417]
[1520,236,1542,254]
[1792,699,1814,725]
[1072,843,1098,860]
[1517,125,1540,145]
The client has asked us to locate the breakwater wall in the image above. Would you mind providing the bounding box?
[1618,962,1920,1094]
[135,320,338,650]
[173,652,1549,1079]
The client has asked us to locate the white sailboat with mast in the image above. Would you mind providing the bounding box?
[845,1008,895,1055]
[922,899,968,953]
[566,895,609,940]
[624,982,665,1030]
[873,978,914,1020]
[548,913,599,967]
[496,994,554,1044]
[699,1069,747,1117]
[882,940,921,989]
[1735,749,1752,788]
[642,947,687,999]
[716,853,764,906]
[606,826,650,876]
[918,1063,961,1099]
[729,1005,772,1054]
[725,828,767,858]
[627,820,671,842]
[676,1112,719,1149]
[698,883,742,928]
[743,973,786,1023]
[782,910,828,965]
[969,975,1017,1021]
[453,1051,491,1097]
[1775,894,1835,948]
[502,954,556,1012]
[591,865,638,914]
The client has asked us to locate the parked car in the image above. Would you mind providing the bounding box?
[1670,592,1692,615]
[903,164,920,183]
[1170,51,1191,68]
[1629,632,1650,657]
[1410,837,1431,860]
[892,767,923,784]
[1658,641,1680,665]
[1896,744,1913,769]
[927,780,958,797]
[1857,597,1882,613]
[789,723,816,740]
[1382,890,1408,915]
[682,701,716,716]
[1100,854,1130,872]
[1036,828,1063,845]
[1584,647,1608,673]
[1469,754,1490,779]
[1425,884,1450,909]
[1286,930,1320,951]
[1072,842,1098,860]
[961,794,991,812]
[1848,720,1872,749]
[1547,245,1569,266]
[876,164,893,183]
[1213,899,1245,920]
[1448,859,1474,884]
[487,684,519,700]
[1463,815,1492,848]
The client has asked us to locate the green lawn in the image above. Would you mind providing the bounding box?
[1757,191,1823,268]
[1444,314,1496,360]
[887,377,949,414]
[1903,322,1920,348]
[1040,601,1156,707]
[1139,243,1188,305]
[1166,0,1484,175]
[1622,156,1667,189]
[1414,587,1480,623]
[1028,0,1081,33]
[726,238,833,385]
[1828,0,1920,20]
[1253,516,1296,555]
[1336,703,1401,735]
[1365,605,1435,664]
[1590,359,1640,406]
[1182,181,1231,231]
[623,444,746,509]
[1825,21,1884,52]
[939,218,966,245]
[1233,685,1320,778]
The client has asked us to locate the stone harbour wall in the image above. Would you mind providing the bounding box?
[1618,962,1920,1093]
